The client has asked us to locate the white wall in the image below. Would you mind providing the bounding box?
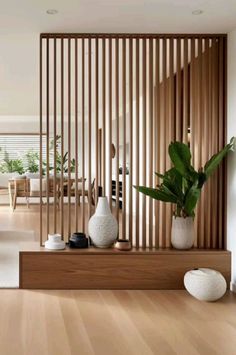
[0,34,38,116]
[227,29,236,292]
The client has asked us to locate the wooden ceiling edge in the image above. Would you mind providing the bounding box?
[40,33,227,39]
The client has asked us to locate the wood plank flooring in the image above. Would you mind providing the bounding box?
[0,203,118,243]
[0,290,235,355]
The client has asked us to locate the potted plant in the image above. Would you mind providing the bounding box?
[25,149,40,178]
[134,137,235,249]
[49,135,76,175]
[0,151,25,175]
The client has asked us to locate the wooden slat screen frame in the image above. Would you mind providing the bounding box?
[40,33,227,249]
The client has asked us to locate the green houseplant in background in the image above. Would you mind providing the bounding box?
[135,137,235,249]
[25,150,40,173]
[0,151,25,175]
[49,135,76,174]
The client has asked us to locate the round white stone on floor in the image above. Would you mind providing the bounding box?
[184,268,227,302]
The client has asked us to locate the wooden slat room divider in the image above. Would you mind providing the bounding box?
[40,34,227,249]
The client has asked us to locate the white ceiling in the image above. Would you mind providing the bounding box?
[1,0,236,34]
[0,0,236,117]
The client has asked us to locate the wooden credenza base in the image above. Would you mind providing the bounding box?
[19,247,231,290]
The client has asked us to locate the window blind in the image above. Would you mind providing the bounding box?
[0,135,48,170]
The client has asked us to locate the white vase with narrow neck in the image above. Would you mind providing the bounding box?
[171,216,195,250]
[88,197,118,248]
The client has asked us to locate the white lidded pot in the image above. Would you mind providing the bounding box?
[88,196,118,248]
[171,216,195,250]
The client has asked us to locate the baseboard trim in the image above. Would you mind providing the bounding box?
[230,282,236,292]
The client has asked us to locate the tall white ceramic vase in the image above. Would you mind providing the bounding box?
[88,196,118,248]
[171,216,194,250]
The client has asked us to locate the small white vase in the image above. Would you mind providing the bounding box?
[171,216,194,250]
[88,196,118,248]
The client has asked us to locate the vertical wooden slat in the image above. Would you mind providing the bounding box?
[195,38,201,248]
[190,38,195,166]
[148,38,153,248]
[108,38,112,209]
[169,38,174,141]
[211,38,218,249]
[190,38,197,247]
[39,36,43,246]
[198,38,205,248]
[60,38,64,239]
[68,38,71,240]
[204,38,210,248]
[102,38,106,196]
[129,38,133,243]
[122,38,126,239]
[154,38,160,249]
[167,38,174,248]
[135,38,140,248]
[222,36,227,249]
[95,38,99,207]
[88,38,92,218]
[46,38,50,239]
[218,37,224,249]
[183,38,189,144]
[208,38,213,249]
[176,38,181,141]
[216,39,220,250]
[115,39,120,224]
[75,38,79,230]
[81,38,85,232]
[210,38,215,248]
[142,38,147,248]
[53,38,57,234]
[161,38,167,248]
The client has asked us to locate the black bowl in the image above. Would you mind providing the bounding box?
[69,232,89,248]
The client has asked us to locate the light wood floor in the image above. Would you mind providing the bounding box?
[0,203,94,242]
[0,203,124,243]
[0,290,235,355]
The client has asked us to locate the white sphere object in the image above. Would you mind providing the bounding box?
[88,197,118,248]
[184,268,227,302]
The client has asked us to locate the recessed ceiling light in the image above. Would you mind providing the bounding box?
[192,9,204,15]
[46,9,58,15]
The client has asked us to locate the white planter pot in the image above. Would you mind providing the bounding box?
[88,196,118,248]
[25,172,40,179]
[171,216,194,250]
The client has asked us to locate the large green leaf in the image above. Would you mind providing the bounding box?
[162,168,184,204]
[197,171,207,189]
[168,142,195,178]
[134,186,177,203]
[204,137,235,179]
[184,181,201,217]
[155,172,165,179]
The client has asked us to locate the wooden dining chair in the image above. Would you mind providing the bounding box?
[9,177,60,210]
[80,178,95,206]
[9,178,30,210]
[29,177,61,207]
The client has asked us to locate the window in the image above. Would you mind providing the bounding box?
[0,134,47,174]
